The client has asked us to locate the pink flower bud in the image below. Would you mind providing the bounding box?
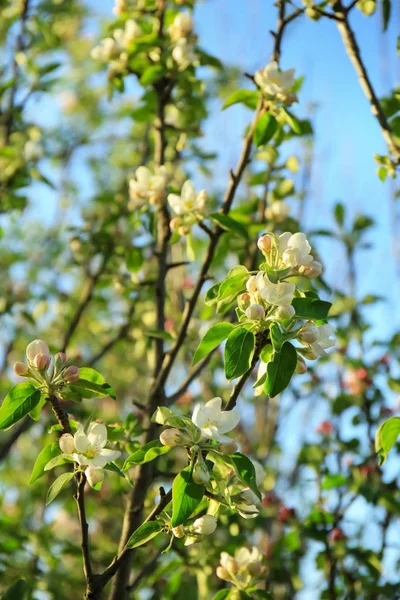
[33,353,51,370]
[159,428,183,447]
[26,339,50,363]
[246,275,258,294]
[54,352,67,364]
[215,440,238,454]
[170,217,182,231]
[329,527,346,542]
[59,433,75,454]
[237,292,251,310]
[316,420,333,436]
[245,303,265,321]
[299,260,322,278]
[172,525,185,538]
[86,467,104,488]
[298,321,318,344]
[295,356,307,374]
[257,234,273,255]
[13,362,29,377]
[63,365,80,383]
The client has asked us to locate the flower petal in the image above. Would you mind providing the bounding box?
[191,403,204,428]
[204,397,222,413]
[217,409,240,434]
[99,448,121,462]
[87,423,108,449]
[74,428,90,454]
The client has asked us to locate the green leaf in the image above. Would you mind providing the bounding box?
[44,453,75,471]
[140,65,164,85]
[186,231,195,261]
[172,467,204,527]
[224,328,255,380]
[292,298,331,320]
[46,472,75,505]
[222,89,259,110]
[192,322,234,365]
[281,108,301,134]
[212,591,230,600]
[260,345,274,363]
[228,452,262,500]
[70,367,115,400]
[0,383,41,430]
[125,521,163,549]
[205,282,221,306]
[29,393,47,421]
[264,342,297,397]
[123,440,172,469]
[209,213,249,238]
[215,266,249,314]
[375,416,400,465]
[127,248,144,272]
[321,474,347,490]
[1,579,28,600]
[270,322,284,352]
[29,443,61,485]
[254,113,278,147]
[334,202,345,226]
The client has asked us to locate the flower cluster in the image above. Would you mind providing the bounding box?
[168,13,199,71]
[168,180,207,235]
[128,165,169,210]
[297,321,336,359]
[265,199,291,222]
[172,514,217,546]
[239,232,322,327]
[217,546,266,591]
[59,422,121,489]
[90,19,142,76]
[255,60,297,105]
[14,339,80,390]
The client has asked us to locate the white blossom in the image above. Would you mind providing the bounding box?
[86,467,104,488]
[26,339,50,363]
[233,488,260,519]
[168,180,207,232]
[279,232,313,267]
[172,38,199,71]
[309,324,336,356]
[91,37,118,62]
[73,422,121,469]
[256,271,295,307]
[113,19,142,49]
[191,397,240,443]
[255,61,297,103]
[128,166,168,209]
[168,13,193,41]
[192,514,217,535]
[265,199,291,221]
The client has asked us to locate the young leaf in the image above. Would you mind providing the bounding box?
[44,453,75,471]
[1,579,29,600]
[222,89,259,110]
[264,342,297,397]
[292,298,331,320]
[216,269,249,314]
[46,472,75,505]
[375,416,400,465]
[125,521,163,549]
[29,443,60,485]
[228,452,262,500]
[140,64,164,85]
[209,213,249,238]
[224,328,255,380]
[172,467,204,527]
[192,322,234,365]
[123,440,172,470]
[0,383,41,430]
[29,394,47,421]
[254,113,278,147]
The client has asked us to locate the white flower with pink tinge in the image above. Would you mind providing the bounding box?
[191,397,240,443]
[73,422,121,469]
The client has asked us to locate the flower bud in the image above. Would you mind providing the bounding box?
[33,353,51,370]
[223,555,239,574]
[275,304,295,320]
[298,346,319,360]
[86,467,104,488]
[151,406,174,425]
[192,460,210,485]
[246,275,258,294]
[295,356,307,374]
[298,321,318,344]
[192,514,217,535]
[299,260,322,278]
[178,225,190,236]
[282,247,300,267]
[245,303,265,321]
[237,292,251,310]
[316,420,333,436]
[26,339,50,363]
[257,234,272,255]
[13,362,29,377]
[63,365,80,383]
[59,433,75,454]
[216,566,230,581]
[215,440,238,454]
[172,525,185,538]
[247,561,262,577]
[329,527,347,542]
[159,428,184,447]
[170,217,182,231]
[54,352,67,364]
